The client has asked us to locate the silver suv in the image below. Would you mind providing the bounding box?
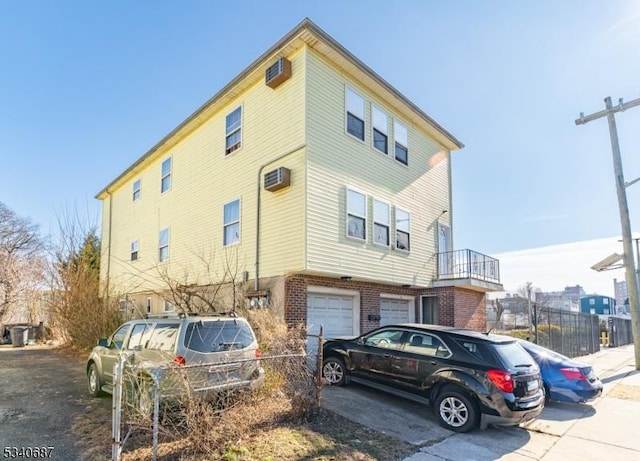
[86,313,265,408]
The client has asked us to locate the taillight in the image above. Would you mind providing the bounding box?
[255,348,262,358]
[173,356,186,366]
[487,369,514,393]
[560,367,587,381]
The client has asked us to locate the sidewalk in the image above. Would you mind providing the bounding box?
[403,344,640,461]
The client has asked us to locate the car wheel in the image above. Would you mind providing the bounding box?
[322,357,346,386]
[87,363,105,397]
[434,387,478,433]
[543,383,551,404]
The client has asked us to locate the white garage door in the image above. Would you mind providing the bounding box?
[307,293,354,339]
[380,298,411,326]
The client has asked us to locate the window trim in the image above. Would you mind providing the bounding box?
[225,105,243,155]
[161,157,172,193]
[346,187,367,242]
[345,86,365,142]
[395,207,411,252]
[393,120,409,166]
[223,198,241,246]
[133,179,141,201]
[371,104,388,155]
[372,198,390,247]
[130,239,139,262]
[159,227,170,262]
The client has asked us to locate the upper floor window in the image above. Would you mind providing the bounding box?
[159,227,170,262]
[130,240,139,261]
[346,87,365,141]
[372,105,388,154]
[373,199,390,246]
[346,188,366,240]
[225,106,242,155]
[133,179,141,201]
[395,208,410,251]
[394,121,408,165]
[223,199,240,246]
[161,157,172,193]
[146,297,152,314]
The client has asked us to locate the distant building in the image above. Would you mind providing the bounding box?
[536,285,584,312]
[613,278,628,309]
[580,294,616,315]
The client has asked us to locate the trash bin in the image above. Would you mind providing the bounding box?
[10,326,28,347]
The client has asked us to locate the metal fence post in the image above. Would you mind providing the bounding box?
[112,356,123,461]
[153,378,159,461]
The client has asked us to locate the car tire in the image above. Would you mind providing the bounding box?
[87,363,105,397]
[322,357,347,386]
[434,386,478,433]
[543,383,551,404]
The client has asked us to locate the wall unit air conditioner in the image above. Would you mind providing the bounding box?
[264,167,291,192]
[265,57,292,89]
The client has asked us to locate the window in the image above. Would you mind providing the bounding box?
[133,179,141,201]
[394,121,408,165]
[364,329,404,349]
[110,325,130,350]
[163,300,175,313]
[346,87,365,141]
[130,240,139,261]
[589,299,595,305]
[225,106,242,154]
[396,208,410,251]
[373,199,390,246]
[223,199,240,246]
[147,323,178,351]
[346,189,366,240]
[159,227,170,262]
[146,297,152,314]
[603,298,609,305]
[405,333,450,358]
[372,105,388,154]
[127,324,148,350]
[184,321,255,353]
[161,157,172,193]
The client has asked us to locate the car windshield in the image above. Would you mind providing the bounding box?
[184,321,254,353]
[493,341,537,370]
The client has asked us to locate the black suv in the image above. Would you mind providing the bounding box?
[322,324,544,432]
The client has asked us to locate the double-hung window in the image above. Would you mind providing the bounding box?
[130,240,139,261]
[159,227,170,262]
[394,121,408,165]
[133,179,141,201]
[223,199,240,246]
[395,208,410,251]
[346,188,366,240]
[372,105,388,154]
[161,158,172,193]
[373,199,390,246]
[346,87,365,141]
[225,106,242,154]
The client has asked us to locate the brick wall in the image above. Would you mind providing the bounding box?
[283,274,488,333]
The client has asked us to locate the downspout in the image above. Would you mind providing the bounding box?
[255,143,306,291]
[105,190,113,297]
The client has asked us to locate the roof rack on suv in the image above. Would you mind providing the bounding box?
[143,311,238,320]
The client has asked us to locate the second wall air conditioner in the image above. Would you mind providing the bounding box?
[264,167,291,192]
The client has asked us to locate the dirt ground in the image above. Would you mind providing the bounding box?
[0,345,412,461]
[0,345,111,460]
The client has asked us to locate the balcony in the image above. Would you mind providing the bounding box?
[434,249,503,292]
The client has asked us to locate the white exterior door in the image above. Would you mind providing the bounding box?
[380,297,412,326]
[438,224,452,277]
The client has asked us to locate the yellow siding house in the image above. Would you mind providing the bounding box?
[96,19,503,337]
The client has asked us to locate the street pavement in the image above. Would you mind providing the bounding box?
[321,344,640,461]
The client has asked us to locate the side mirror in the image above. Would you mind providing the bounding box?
[97,338,109,347]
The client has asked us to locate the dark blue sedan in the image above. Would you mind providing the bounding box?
[519,341,603,404]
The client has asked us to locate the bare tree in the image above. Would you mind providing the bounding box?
[0,202,46,324]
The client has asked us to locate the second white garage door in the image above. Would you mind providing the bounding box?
[307,293,355,339]
[380,298,412,326]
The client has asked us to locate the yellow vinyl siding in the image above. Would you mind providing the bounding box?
[305,48,450,287]
[101,49,306,295]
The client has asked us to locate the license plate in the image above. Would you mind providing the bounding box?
[527,380,539,392]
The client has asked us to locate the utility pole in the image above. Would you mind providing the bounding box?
[576,95,640,370]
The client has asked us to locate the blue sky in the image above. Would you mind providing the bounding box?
[1,1,640,260]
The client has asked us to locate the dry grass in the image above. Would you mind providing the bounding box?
[608,383,640,402]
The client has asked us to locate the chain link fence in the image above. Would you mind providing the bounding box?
[110,333,323,461]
